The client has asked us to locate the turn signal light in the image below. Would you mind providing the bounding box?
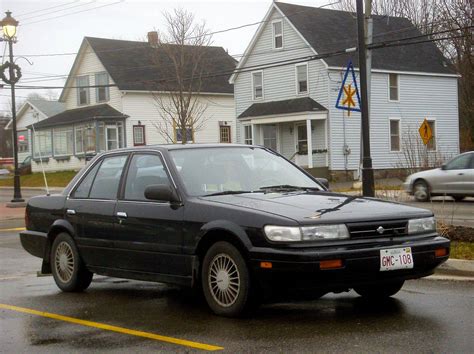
[320,259,343,270]
[260,261,273,269]
[435,248,448,257]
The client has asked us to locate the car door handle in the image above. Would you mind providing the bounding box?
[116,212,127,218]
[66,209,76,215]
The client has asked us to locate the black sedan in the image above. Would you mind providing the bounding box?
[20,144,449,317]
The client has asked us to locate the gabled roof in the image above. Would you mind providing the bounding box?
[29,104,128,129]
[238,97,327,119]
[275,2,455,74]
[61,37,237,101]
[5,99,65,130]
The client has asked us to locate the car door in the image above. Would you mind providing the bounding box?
[65,153,129,268]
[113,152,185,276]
[436,153,474,195]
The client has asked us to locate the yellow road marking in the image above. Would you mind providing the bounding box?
[0,303,223,351]
[0,227,25,232]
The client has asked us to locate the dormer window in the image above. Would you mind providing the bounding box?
[272,21,283,49]
[76,75,90,105]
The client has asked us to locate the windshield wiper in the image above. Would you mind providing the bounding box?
[259,185,321,192]
[203,190,255,197]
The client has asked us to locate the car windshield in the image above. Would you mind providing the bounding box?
[169,147,323,197]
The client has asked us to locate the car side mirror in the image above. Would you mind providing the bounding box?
[144,184,180,203]
[316,177,329,190]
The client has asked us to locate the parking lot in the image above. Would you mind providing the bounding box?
[1,229,473,353]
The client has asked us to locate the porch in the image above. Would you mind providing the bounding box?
[238,97,328,170]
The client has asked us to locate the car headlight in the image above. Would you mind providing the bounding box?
[408,217,436,234]
[264,224,349,242]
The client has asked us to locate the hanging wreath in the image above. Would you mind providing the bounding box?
[0,61,22,85]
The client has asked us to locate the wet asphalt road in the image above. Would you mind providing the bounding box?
[0,231,473,353]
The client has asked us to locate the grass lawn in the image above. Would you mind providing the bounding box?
[450,241,474,260]
[0,171,77,188]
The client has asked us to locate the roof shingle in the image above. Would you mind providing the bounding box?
[238,97,327,119]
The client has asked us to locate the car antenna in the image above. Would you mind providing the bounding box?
[31,121,50,196]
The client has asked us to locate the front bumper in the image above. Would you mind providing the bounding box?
[249,235,449,292]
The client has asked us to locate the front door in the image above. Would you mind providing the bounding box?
[262,124,277,151]
[106,125,118,151]
[295,123,308,166]
[435,153,474,194]
[114,153,185,276]
[65,154,128,268]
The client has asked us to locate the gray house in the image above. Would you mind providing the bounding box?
[231,2,459,179]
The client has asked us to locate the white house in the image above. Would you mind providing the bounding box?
[27,34,236,172]
[231,2,460,179]
[4,99,65,163]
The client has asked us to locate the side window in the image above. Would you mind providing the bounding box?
[445,154,472,170]
[124,154,171,201]
[89,155,128,199]
[73,162,101,198]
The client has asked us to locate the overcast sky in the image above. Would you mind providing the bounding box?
[0,0,330,114]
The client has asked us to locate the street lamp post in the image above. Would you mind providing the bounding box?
[0,11,24,205]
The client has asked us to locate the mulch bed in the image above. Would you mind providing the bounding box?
[444,225,474,242]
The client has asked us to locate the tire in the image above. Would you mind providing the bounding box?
[201,241,253,317]
[413,180,430,202]
[452,196,465,202]
[354,280,404,299]
[51,232,93,292]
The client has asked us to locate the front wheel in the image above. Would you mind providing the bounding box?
[413,180,430,202]
[452,196,465,202]
[353,280,404,299]
[201,241,253,317]
[51,232,93,292]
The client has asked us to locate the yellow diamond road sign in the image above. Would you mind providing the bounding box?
[419,118,433,145]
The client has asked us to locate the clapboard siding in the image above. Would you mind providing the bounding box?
[63,43,122,112]
[122,93,236,146]
[32,156,86,173]
[328,70,460,170]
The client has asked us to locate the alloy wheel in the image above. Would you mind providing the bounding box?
[208,253,241,307]
[54,241,75,283]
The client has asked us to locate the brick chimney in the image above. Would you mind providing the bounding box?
[147,31,158,46]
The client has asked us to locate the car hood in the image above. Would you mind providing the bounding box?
[202,192,432,224]
[407,168,440,181]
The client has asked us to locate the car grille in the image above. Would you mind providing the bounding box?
[347,220,408,239]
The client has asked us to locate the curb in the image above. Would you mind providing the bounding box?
[0,187,64,192]
[435,258,474,278]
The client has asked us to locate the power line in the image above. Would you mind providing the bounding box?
[19,1,95,22]
[15,1,79,17]
[21,0,124,26]
[8,31,466,92]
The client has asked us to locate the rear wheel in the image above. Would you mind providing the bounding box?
[413,180,430,202]
[51,232,93,292]
[201,241,253,317]
[354,280,404,299]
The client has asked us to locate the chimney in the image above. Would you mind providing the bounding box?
[147,31,158,46]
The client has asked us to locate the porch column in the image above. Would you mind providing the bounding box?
[306,119,313,168]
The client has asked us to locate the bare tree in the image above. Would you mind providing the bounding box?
[151,9,212,144]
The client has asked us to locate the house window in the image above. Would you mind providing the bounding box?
[427,120,436,151]
[389,73,399,101]
[252,71,263,100]
[175,125,194,143]
[53,126,74,156]
[389,119,401,152]
[244,125,253,145]
[95,72,109,102]
[296,64,308,94]
[133,125,146,146]
[33,130,52,158]
[272,21,283,49]
[76,75,90,105]
[17,130,29,153]
[262,125,277,151]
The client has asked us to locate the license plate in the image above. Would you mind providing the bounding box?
[380,247,414,271]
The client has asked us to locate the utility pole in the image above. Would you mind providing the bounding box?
[356,0,375,197]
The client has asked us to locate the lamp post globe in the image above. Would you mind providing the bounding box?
[1,11,24,206]
[1,11,18,40]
